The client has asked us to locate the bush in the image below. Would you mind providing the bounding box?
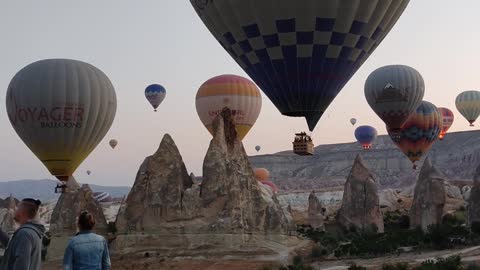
[415,255,462,270]
[348,264,367,270]
[382,262,409,270]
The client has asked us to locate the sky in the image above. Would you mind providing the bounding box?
[1,1,479,186]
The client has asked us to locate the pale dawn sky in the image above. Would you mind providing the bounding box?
[1,1,479,186]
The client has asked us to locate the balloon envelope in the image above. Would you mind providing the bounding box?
[438,107,454,140]
[6,59,117,182]
[191,0,410,131]
[455,91,480,126]
[254,168,270,182]
[196,75,262,140]
[255,145,261,152]
[262,180,279,193]
[86,170,91,175]
[365,65,425,131]
[145,84,166,112]
[109,139,118,149]
[388,101,442,167]
[350,118,357,126]
[354,125,377,149]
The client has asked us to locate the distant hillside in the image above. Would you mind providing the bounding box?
[0,179,131,202]
[250,130,480,191]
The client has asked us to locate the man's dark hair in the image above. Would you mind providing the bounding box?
[78,211,96,231]
[21,198,41,219]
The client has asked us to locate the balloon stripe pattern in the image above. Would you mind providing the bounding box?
[456,90,480,126]
[6,59,117,180]
[191,0,410,131]
[145,84,166,111]
[438,107,454,140]
[365,65,425,130]
[196,75,262,140]
[388,101,441,165]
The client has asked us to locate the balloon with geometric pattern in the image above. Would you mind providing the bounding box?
[437,107,454,140]
[196,74,262,140]
[387,101,442,169]
[145,84,166,112]
[365,65,425,135]
[455,91,480,127]
[190,0,410,131]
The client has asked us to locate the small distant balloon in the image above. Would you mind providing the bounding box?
[438,107,454,140]
[86,170,91,175]
[145,84,166,112]
[350,118,357,126]
[455,91,480,126]
[354,126,378,150]
[109,139,118,149]
[255,145,261,152]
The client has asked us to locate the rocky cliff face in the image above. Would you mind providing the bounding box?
[467,164,480,226]
[250,131,480,191]
[307,191,324,230]
[50,181,107,233]
[337,155,384,233]
[409,158,446,231]
[0,196,17,233]
[116,108,293,235]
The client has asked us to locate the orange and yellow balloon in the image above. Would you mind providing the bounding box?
[387,101,442,169]
[195,75,261,140]
[254,168,270,182]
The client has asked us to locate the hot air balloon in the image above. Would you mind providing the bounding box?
[262,181,279,193]
[109,139,118,149]
[190,1,410,131]
[350,118,357,126]
[145,84,166,112]
[455,91,480,126]
[387,101,442,169]
[365,65,425,138]
[254,168,270,182]
[6,59,117,191]
[255,145,261,152]
[86,170,91,175]
[354,125,377,150]
[438,107,454,140]
[196,75,262,140]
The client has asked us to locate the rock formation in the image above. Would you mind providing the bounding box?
[409,158,446,231]
[468,163,480,226]
[337,155,384,233]
[0,196,17,233]
[50,182,107,233]
[113,108,297,260]
[307,191,324,230]
[116,108,293,234]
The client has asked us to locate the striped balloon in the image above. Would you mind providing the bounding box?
[195,75,262,140]
[93,192,113,203]
[6,59,117,182]
[438,107,454,140]
[455,91,480,126]
[354,125,377,150]
[388,101,442,169]
[190,0,410,131]
[145,84,166,112]
[365,65,425,131]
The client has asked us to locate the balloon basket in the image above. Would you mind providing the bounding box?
[55,182,68,193]
[293,132,314,156]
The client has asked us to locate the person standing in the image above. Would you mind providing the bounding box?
[0,198,45,270]
[63,211,111,270]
